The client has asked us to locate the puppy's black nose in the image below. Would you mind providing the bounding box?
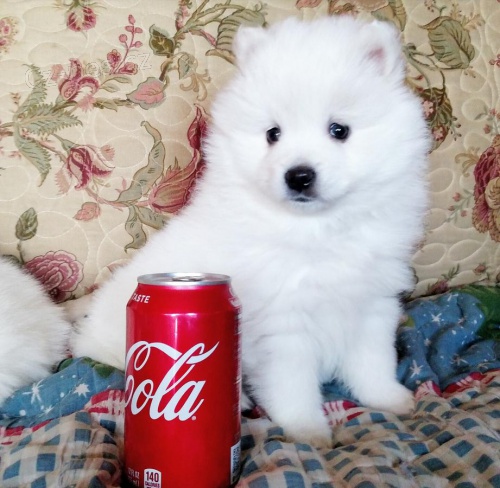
[285,166,316,193]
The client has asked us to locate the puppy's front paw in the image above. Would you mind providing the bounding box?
[363,383,415,415]
[289,426,332,449]
[386,385,415,415]
[271,409,333,449]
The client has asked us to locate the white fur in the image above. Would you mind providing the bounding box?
[71,16,429,446]
[0,258,71,405]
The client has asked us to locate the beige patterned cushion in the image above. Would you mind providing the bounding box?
[0,0,498,300]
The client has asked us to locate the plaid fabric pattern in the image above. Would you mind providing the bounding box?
[0,390,124,488]
[238,371,500,487]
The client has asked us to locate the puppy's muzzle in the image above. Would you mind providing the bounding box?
[285,165,316,200]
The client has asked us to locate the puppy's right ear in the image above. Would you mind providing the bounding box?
[361,20,406,80]
[231,24,267,64]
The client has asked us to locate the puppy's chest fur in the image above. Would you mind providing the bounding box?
[226,215,402,380]
[229,219,390,321]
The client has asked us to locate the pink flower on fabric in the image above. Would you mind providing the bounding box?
[0,18,13,37]
[472,135,500,241]
[119,62,138,75]
[0,17,18,53]
[58,59,99,102]
[106,15,142,75]
[65,144,114,190]
[25,251,83,303]
[107,49,138,74]
[74,202,101,221]
[66,5,97,32]
[186,105,207,152]
[127,77,165,109]
[148,107,207,213]
[107,49,121,70]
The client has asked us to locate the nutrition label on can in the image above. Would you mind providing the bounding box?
[144,468,162,488]
[230,441,241,484]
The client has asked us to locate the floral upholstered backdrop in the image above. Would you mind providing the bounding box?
[0,0,498,302]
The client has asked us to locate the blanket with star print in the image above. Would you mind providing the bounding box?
[0,286,499,487]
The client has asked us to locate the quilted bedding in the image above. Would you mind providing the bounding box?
[1,286,499,488]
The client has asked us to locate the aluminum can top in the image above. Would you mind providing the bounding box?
[137,272,230,286]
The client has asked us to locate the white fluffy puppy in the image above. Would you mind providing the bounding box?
[0,257,71,404]
[71,16,429,445]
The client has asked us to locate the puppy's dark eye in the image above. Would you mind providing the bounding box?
[266,126,281,144]
[329,122,349,141]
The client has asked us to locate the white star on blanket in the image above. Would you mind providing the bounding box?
[22,381,43,404]
[73,383,90,397]
[410,360,423,378]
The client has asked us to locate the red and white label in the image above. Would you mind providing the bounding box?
[125,341,219,421]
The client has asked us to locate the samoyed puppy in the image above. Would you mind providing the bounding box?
[0,257,71,405]
[71,16,429,446]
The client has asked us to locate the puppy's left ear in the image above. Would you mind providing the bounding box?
[232,24,267,65]
[362,21,405,80]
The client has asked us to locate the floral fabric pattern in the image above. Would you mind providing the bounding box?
[0,0,499,299]
[472,135,500,242]
[25,251,83,303]
[0,17,17,55]
[55,0,99,32]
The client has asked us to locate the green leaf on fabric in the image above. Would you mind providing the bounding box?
[419,86,454,150]
[149,24,175,56]
[423,17,475,69]
[14,130,51,183]
[94,98,119,111]
[372,0,407,31]
[56,136,76,153]
[15,208,38,241]
[20,104,81,136]
[136,206,169,230]
[207,9,266,58]
[100,83,121,93]
[125,205,147,251]
[16,65,47,116]
[462,285,500,340]
[177,53,195,79]
[116,121,165,203]
[108,75,133,85]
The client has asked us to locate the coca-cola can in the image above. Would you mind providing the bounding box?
[124,272,241,488]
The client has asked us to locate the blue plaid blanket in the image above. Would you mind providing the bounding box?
[1,286,499,487]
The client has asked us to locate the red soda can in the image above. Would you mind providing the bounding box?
[124,272,241,488]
